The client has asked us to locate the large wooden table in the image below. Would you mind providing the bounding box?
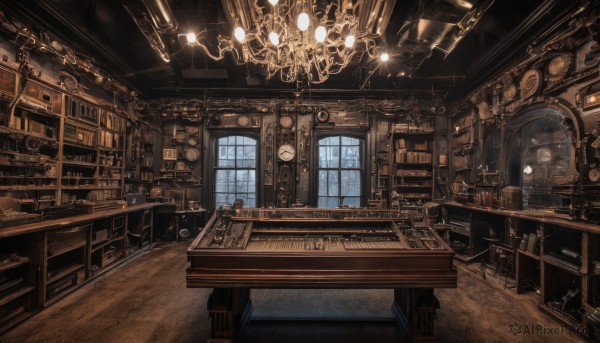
[187,208,457,342]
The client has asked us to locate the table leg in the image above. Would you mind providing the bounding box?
[392,288,439,342]
[207,288,252,342]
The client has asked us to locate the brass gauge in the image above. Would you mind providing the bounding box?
[502,82,517,103]
[589,168,600,183]
[237,115,250,127]
[547,54,571,82]
[279,115,295,129]
[519,69,542,100]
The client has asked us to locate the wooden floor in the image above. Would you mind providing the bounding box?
[1,241,586,343]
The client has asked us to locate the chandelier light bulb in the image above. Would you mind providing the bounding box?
[315,26,327,42]
[345,34,355,48]
[234,26,246,43]
[268,0,279,6]
[380,52,390,62]
[186,32,197,44]
[269,31,280,46]
[297,12,310,32]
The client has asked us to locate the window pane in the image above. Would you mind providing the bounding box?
[341,170,360,196]
[341,136,359,145]
[328,170,338,196]
[318,170,328,196]
[343,197,360,207]
[318,196,340,208]
[341,146,360,168]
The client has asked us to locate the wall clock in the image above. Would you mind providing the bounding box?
[277,144,296,161]
[519,69,542,100]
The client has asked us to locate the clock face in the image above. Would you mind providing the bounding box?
[277,144,296,161]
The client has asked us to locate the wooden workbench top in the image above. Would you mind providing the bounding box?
[439,200,600,233]
[0,202,162,238]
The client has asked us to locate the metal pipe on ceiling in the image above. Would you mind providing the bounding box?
[140,0,178,32]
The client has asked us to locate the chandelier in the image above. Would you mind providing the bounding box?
[185,0,392,84]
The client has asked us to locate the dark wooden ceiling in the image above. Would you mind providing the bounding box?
[0,0,582,101]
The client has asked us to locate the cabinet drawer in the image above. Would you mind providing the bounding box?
[47,224,90,257]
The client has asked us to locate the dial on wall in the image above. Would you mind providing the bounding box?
[277,144,296,161]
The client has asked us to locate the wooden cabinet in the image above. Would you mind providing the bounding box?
[450,108,476,203]
[42,224,89,306]
[442,202,600,330]
[0,205,157,334]
[390,117,435,206]
[0,67,128,208]
[0,236,37,334]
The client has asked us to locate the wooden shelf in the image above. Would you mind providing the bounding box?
[0,186,57,191]
[396,163,433,167]
[61,186,96,190]
[0,286,34,308]
[542,255,581,275]
[450,225,470,236]
[62,161,97,168]
[0,176,56,179]
[393,130,435,136]
[516,249,540,261]
[538,303,580,327]
[47,264,85,284]
[47,242,86,259]
[62,141,96,151]
[92,236,124,252]
[0,256,30,273]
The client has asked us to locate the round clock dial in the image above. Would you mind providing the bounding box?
[519,69,542,100]
[547,54,571,78]
[277,144,296,162]
[279,115,295,129]
[63,75,78,93]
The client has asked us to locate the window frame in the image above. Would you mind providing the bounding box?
[212,134,259,209]
[312,134,366,208]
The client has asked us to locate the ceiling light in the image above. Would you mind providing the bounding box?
[345,35,355,48]
[269,31,280,46]
[380,52,389,62]
[297,12,309,32]
[188,0,384,84]
[186,32,196,44]
[314,26,327,43]
[234,26,246,43]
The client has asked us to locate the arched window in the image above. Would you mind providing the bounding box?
[215,136,257,207]
[505,106,574,209]
[317,136,362,208]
